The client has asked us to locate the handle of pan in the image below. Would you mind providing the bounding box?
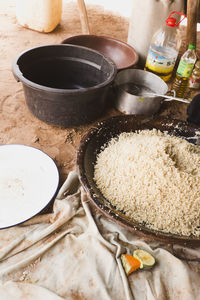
[163,95,191,104]
[144,92,191,104]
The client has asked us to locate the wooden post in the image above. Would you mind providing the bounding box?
[186,0,199,47]
[77,0,90,34]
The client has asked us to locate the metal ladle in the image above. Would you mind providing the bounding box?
[126,84,191,104]
[139,92,191,104]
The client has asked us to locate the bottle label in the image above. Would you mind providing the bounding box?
[145,49,176,74]
[177,60,195,78]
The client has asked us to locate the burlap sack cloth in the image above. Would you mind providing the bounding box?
[0,171,199,300]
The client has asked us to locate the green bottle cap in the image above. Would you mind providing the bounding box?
[189,44,195,50]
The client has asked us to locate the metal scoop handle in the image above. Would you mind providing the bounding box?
[142,92,191,104]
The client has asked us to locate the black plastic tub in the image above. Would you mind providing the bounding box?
[12,44,117,127]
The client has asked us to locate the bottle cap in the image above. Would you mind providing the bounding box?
[166,17,176,27]
[189,44,195,50]
[166,11,186,27]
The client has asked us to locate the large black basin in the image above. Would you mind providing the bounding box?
[12,44,117,127]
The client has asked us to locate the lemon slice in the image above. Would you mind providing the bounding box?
[133,249,155,269]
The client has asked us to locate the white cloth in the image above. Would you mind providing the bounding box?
[0,171,200,300]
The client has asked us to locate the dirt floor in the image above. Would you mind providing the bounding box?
[0,0,199,185]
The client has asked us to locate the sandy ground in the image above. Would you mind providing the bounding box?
[0,0,129,184]
[0,0,198,186]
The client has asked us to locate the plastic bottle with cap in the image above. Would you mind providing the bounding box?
[144,11,185,82]
[172,44,197,97]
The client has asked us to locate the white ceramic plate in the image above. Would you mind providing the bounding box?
[0,144,59,228]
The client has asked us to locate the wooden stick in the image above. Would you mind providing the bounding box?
[186,0,199,47]
[77,0,91,34]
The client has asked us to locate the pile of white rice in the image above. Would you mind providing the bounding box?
[94,129,200,237]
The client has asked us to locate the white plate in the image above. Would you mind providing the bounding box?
[0,144,59,228]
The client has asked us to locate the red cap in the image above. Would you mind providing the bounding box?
[166,17,176,27]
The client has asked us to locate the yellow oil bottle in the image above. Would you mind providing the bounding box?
[172,44,197,97]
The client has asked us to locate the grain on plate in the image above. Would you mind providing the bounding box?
[94,129,200,237]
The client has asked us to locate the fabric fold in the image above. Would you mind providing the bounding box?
[0,171,199,300]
